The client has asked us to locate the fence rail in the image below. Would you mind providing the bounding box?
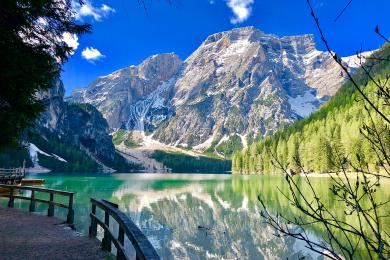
[0,184,75,226]
[0,168,24,174]
[89,198,160,260]
[0,163,25,184]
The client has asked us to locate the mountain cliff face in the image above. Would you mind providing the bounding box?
[32,79,134,172]
[36,79,115,159]
[71,27,359,156]
[72,53,182,130]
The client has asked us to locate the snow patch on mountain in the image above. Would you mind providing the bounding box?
[216,135,229,147]
[237,133,248,148]
[288,91,318,118]
[126,78,175,130]
[52,154,67,162]
[28,143,67,168]
[303,49,323,65]
[342,50,374,68]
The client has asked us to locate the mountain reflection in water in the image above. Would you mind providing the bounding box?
[15,173,388,259]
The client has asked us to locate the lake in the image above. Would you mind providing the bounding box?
[3,173,390,259]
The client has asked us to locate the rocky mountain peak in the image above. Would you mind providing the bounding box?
[71,53,183,129]
[70,27,370,157]
[203,26,264,46]
[138,53,182,81]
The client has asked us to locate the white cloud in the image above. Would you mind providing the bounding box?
[226,0,254,24]
[81,47,105,62]
[62,32,79,53]
[72,0,115,22]
[101,4,115,13]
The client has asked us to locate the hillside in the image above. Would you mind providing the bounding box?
[232,44,390,174]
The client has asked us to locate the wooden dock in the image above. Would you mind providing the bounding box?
[21,178,45,185]
[0,166,25,185]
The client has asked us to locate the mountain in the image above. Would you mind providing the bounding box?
[232,44,389,174]
[0,79,138,173]
[71,53,182,130]
[36,80,115,163]
[70,27,365,160]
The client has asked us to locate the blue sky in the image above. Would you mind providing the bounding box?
[61,0,390,96]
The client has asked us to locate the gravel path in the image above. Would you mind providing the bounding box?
[0,206,107,260]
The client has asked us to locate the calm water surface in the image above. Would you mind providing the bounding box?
[4,173,389,259]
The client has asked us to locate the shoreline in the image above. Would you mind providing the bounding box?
[25,167,51,174]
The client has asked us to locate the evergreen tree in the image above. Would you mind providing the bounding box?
[0,0,90,149]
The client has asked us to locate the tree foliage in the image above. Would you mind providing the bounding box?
[0,0,90,149]
[30,134,99,172]
[0,148,33,168]
[152,150,231,173]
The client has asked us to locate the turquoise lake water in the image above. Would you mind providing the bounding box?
[3,173,388,259]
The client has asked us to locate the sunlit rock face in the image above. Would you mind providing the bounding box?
[71,53,183,130]
[71,27,358,151]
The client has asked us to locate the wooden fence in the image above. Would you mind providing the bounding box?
[0,184,74,226]
[89,198,160,260]
[0,184,160,259]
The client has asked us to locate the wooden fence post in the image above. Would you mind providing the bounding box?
[7,187,14,208]
[117,226,125,260]
[89,204,97,237]
[47,193,54,217]
[102,211,111,252]
[67,193,74,226]
[29,190,36,212]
